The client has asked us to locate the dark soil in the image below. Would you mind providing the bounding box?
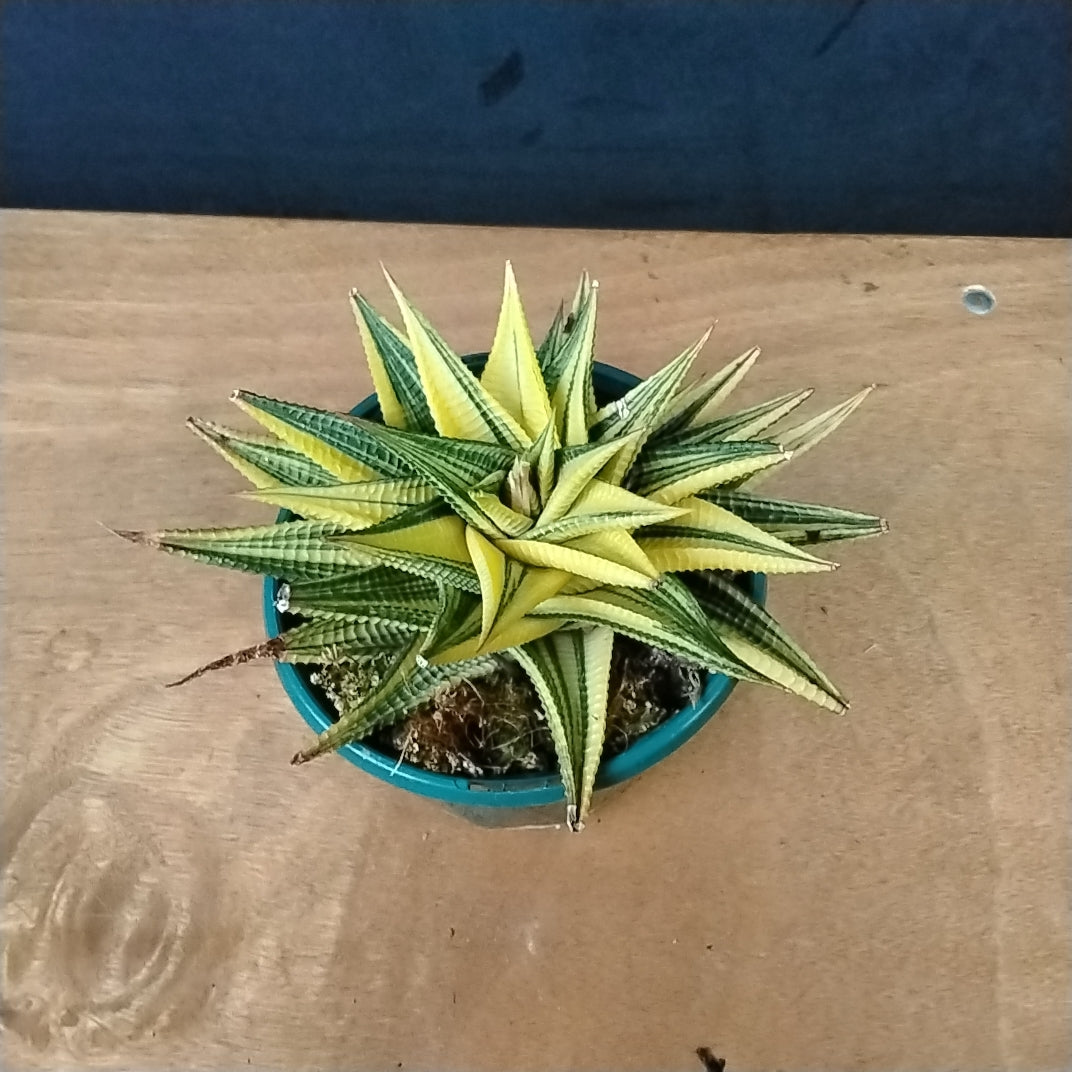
[368,634,705,778]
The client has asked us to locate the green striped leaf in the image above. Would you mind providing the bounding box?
[688,571,847,712]
[332,499,481,592]
[652,346,760,437]
[538,272,592,396]
[632,439,789,504]
[242,477,437,527]
[423,582,484,657]
[383,269,530,450]
[279,567,439,627]
[538,436,639,524]
[292,633,500,764]
[187,418,337,489]
[350,292,437,433]
[115,520,363,580]
[740,386,876,489]
[638,497,837,574]
[525,480,683,543]
[535,303,567,391]
[232,392,411,481]
[514,626,613,830]
[166,615,413,689]
[550,280,599,446]
[354,419,516,533]
[703,490,888,545]
[681,389,813,443]
[589,331,708,482]
[531,577,767,683]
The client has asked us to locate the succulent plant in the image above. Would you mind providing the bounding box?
[120,265,886,829]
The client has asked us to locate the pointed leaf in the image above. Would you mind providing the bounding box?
[703,490,888,545]
[688,571,847,712]
[292,636,500,763]
[383,269,529,449]
[242,477,436,526]
[333,501,481,592]
[742,386,876,489]
[350,291,436,432]
[514,626,613,830]
[653,346,760,437]
[117,520,362,580]
[633,438,789,504]
[465,526,509,644]
[232,392,409,481]
[525,480,684,543]
[187,418,337,489]
[347,418,514,532]
[638,497,837,574]
[467,490,534,537]
[530,576,768,684]
[497,531,655,588]
[684,389,813,444]
[538,435,639,524]
[430,613,563,665]
[481,262,554,439]
[590,332,708,483]
[279,567,439,627]
[550,280,599,446]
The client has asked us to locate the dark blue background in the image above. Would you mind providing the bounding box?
[3,0,1069,235]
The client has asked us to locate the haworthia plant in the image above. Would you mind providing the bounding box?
[122,263,886,831]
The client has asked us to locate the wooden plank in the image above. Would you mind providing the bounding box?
[2,210,1069,1071]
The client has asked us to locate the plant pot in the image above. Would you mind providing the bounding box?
[263,357,767,817]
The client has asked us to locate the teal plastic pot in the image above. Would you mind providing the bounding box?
[263,357,767,810]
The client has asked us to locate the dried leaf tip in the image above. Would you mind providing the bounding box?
[103,524,155,546]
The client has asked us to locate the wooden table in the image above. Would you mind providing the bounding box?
[2,211,1069,1071]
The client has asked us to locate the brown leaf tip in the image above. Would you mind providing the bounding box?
[104,525,156,547]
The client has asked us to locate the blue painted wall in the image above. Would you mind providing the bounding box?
[3,0,1069,235]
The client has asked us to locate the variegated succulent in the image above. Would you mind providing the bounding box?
[121,265,886,829]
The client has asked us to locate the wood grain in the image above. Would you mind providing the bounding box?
[2,210,1069,1071]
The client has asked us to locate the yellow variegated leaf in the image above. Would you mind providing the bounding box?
[490,567,571,633]
[645,448,790,505]
[638,497,837,574]
[550,281,598,446]
[591,333,708,485]
[481,261,554,439]
[345,510,471,563]
[187,418,285,489]
[469,490,534,537]
[721,635,847,713]
[538,435,639,524]
[744,386,876,489]
[383,268,530,449]
[465,526,509,644]
[678,346,760,428]
[431,614,564,664]
[349,290,408,428]
[526,480,684,543]
[242,478,435,526]
[566,529,659,580]
[231,393,377,483]
[496,534,654,588]
[512,626,613,829]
